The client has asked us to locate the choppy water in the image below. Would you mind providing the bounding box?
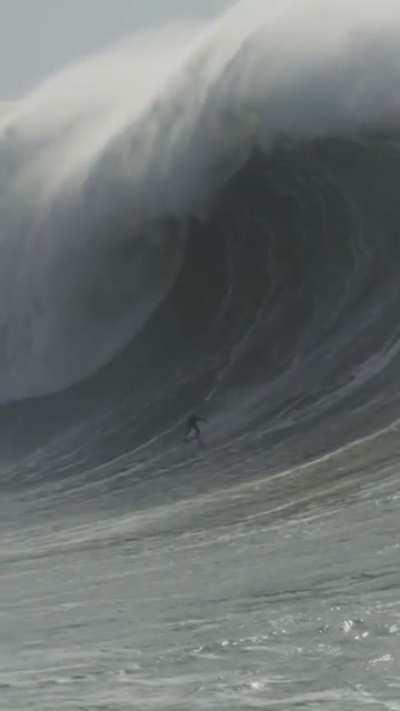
[1,424,400,710]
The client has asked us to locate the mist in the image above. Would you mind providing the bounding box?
[0,0,399,403]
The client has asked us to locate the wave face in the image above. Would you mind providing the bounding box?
[1,0,400,402]
[3,3,400,709]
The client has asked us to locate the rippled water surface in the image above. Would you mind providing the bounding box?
[1,420,400,710]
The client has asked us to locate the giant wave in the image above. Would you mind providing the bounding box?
[1,0,400,469]
[4,4,400,709]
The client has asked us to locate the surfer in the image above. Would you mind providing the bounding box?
[184,414,207,443]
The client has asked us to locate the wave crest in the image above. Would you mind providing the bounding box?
[0,0,400,402]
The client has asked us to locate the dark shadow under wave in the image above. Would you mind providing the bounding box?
[3,133,400,494]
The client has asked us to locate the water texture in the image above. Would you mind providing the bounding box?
[1,1,400,708]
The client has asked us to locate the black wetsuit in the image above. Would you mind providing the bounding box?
[184,415,206,441]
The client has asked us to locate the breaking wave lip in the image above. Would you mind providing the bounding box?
[1,0,400,417]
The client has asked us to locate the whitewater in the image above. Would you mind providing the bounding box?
[1,0,400,708]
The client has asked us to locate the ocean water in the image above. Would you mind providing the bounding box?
[1,1,400,708]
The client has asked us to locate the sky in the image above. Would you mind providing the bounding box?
[0,0,233,98]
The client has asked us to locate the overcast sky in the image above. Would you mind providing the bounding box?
[0,0,233,98]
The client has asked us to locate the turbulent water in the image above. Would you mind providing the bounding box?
[2,1,400,708]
